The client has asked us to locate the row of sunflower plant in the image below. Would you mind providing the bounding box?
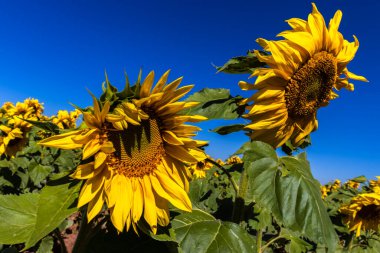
[0,3,378,253]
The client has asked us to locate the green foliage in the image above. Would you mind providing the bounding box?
[183,88,245,119]
[36,236,54,253]
[0,127,81,194]
[243,141,338,252]
[0,192,40,244]
[0,181,80,250]
[215,51,266,74]
[281,136,312,156]
[19,119,60,134]
[171,209,256,253]
[189,164,241,214]
[281,229,313,253]
[211,124,245,135]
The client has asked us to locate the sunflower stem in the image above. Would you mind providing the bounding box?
[231,167,249,223]
[261,235,283,252]
[347,232,355,250]
[256,229,263,253]
[206,158,239,195]
[72,208,90,253]
[54,228,68,253]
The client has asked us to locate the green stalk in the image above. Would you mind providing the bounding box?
[347,232,355,251]
[260,235,283,252]
[206,158,239,195]
[256,229,263,253]
[231,168,249,223]
[72,208,89,253]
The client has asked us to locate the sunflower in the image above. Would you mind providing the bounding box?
[345,180,360,190]
[369,176,380,194]
[331,179,341,191]
[51,109,81,129]
[226,155,243,165]
[239,3,367,148]
[191,155,213,179]
[0,125,27,157]
[340,192,380,237]
[39,70,208,234]
[320,185,329,199]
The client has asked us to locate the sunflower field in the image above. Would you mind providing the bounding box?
[0,3,379,253]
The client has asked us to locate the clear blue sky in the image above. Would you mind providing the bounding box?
[0,0,378,183]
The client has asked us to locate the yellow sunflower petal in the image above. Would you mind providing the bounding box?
[38,130,84,150]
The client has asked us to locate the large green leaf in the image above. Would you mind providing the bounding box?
[215,51,266,74]
[24,181,81,249]
[183,88,244,119]
[236,141,277,161]
[246,155,338,252]
[171,209,256,253]
[0,181,80,249]
[0,192,40,243]
[211,124,245,135]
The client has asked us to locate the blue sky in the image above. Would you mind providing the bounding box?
[0,0,378,183]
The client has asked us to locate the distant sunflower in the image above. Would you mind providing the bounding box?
[0,125,27,157]
[51,109,81,129]
[226,155,242,165]
[239,3,367,147]
[191,155,213,179]
[369,176,380,194]
[39,70,208,234]
[340,193,380,237]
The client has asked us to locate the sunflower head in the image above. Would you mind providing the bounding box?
[0,125,27,157]
[240,3,367,148]
[320,185,329,199]
[191,155,213,179]
[331,179,341,191]
[39,70,208,234]
[369,176,380,194]
[226,155,243,165]
[51,109,82,129]
[340,193,380,237]
[345,180,360,190]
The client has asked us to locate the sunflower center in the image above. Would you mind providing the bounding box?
[357,204,380,221]
[107,118,165,178]
[285,51,337,118]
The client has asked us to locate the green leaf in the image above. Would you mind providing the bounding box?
[281,229,312,253]
[0,181,80,249]
[171,209,256,253]
[0,192,40,244]
[19,118,59,133]
[36,236,54,253]
[215,51,266,74]
[246,155,338,252]
[211,124,245,135]
[0,160,10,168]
[183,88,244,119]
[249,205,272,230]
[281,136,312,156]
[350,175,367,183]
[0,176,13,188]
[29,165,53,185]
[10,157,29,169]
[23,180,81,249]
[236,141,277,162]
